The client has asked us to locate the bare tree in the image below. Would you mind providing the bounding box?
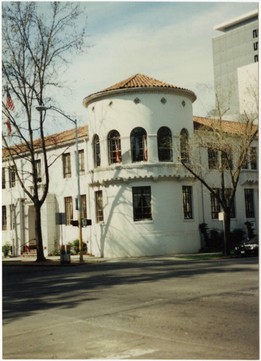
[181,92,258,255]
[2,2,87,261]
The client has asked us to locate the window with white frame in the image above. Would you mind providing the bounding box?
[79,149,85,174]
[221,150,233,170]
[64,197,73,225]
[208,148,219,169]
[81,194,87,220]
[242,147,258,170]
[210,189,221,219]
[62,153,71,178]
[250,147,257,170]
[157,126,173,162]
[108,130,122,164]
[9,166,15,188]
[130,127,148,162]
[10,204,15,230]
[182,186,193,219]
[95,190,104,222]
[210,188,236,219]
[2,206,7,230]
[2,168,6,189]
[132,186,152,221]
[36,159,42,182]
[244,189,255,218]
[93,135,101,168]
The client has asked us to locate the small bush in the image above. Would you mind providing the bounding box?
[230,228,245,247]
[2,243,11,257]
[68,240,87,254]
[209,229,224,251]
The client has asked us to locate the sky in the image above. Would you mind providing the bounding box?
[44,1,258,132]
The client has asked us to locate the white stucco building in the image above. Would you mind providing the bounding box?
[2,74,258,258]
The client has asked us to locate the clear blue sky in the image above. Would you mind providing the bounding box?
[48,1,258,131]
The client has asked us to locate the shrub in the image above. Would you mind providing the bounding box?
[208,229,224,251]
[2,243,11,257]
[68,240,87,254]
[230,228,245,247]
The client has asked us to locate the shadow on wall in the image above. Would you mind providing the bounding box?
[93,181,200,258]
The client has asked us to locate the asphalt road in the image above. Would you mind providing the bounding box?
[2,256,259,359]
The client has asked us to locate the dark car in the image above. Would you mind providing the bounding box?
[233,236,259,257]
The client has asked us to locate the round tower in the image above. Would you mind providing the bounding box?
[83,74,201,257]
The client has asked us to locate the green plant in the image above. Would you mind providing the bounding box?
[68,240,87,254]
[2,243,11,257]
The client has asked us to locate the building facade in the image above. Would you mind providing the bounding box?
[212,9,258,120]
[2,74,258,258]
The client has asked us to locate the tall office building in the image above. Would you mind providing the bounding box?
[212,9,258,120]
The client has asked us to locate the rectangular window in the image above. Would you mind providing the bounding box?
[242,152,249,169]
[253,29,258,38]
[250,147,257,170]
[9,166,15,188]
[2,206,7,230]
[132,186,152,221]
[95,191,104,223]
[64,197,73,225]
[182,186,193,219]
[244,189,255,218]
[2,168,6,189]
[10,204,15,230]
[63,153,71,178]
[81,194,87,219]
[79,149,85,174]
[210,189,221,219]
[208,148,219,169]
[36,159,42,182]
[221,150,233,170]
[210,189,236,219]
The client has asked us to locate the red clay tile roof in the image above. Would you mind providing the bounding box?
[2,125,88,159]
[83,73,197,106]
[193,116,258,136]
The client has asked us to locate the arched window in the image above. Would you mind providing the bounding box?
[157,127,173,162]
[93,134,101,168]
[108,130,122,164]
[130,127,148,162]
[180,128,189,163]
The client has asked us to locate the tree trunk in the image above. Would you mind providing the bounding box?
[35,204,46,262]
[223,209,231,256]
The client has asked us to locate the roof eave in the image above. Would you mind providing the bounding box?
[83,86,197,107]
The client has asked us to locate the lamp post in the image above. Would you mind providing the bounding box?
[36,105,84,262]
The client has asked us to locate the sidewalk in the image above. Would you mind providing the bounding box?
[2,252,224,266]
[2,254,107,266]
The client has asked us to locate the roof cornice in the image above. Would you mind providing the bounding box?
[83,73,197,107]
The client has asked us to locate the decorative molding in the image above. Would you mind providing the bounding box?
[161,97,167,104]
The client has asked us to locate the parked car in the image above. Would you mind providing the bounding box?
[233,236,258,257]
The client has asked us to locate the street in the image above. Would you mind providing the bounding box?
[2,256,259,359]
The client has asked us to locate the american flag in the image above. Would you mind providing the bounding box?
[6,89,15,111]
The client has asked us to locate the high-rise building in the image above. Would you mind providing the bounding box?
[212,9,258,120]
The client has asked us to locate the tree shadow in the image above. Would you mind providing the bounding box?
[3,257,258,323]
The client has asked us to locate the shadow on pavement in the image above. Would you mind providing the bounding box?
[3,257,258,323]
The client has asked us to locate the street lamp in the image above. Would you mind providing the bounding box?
[36,105,84,262]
